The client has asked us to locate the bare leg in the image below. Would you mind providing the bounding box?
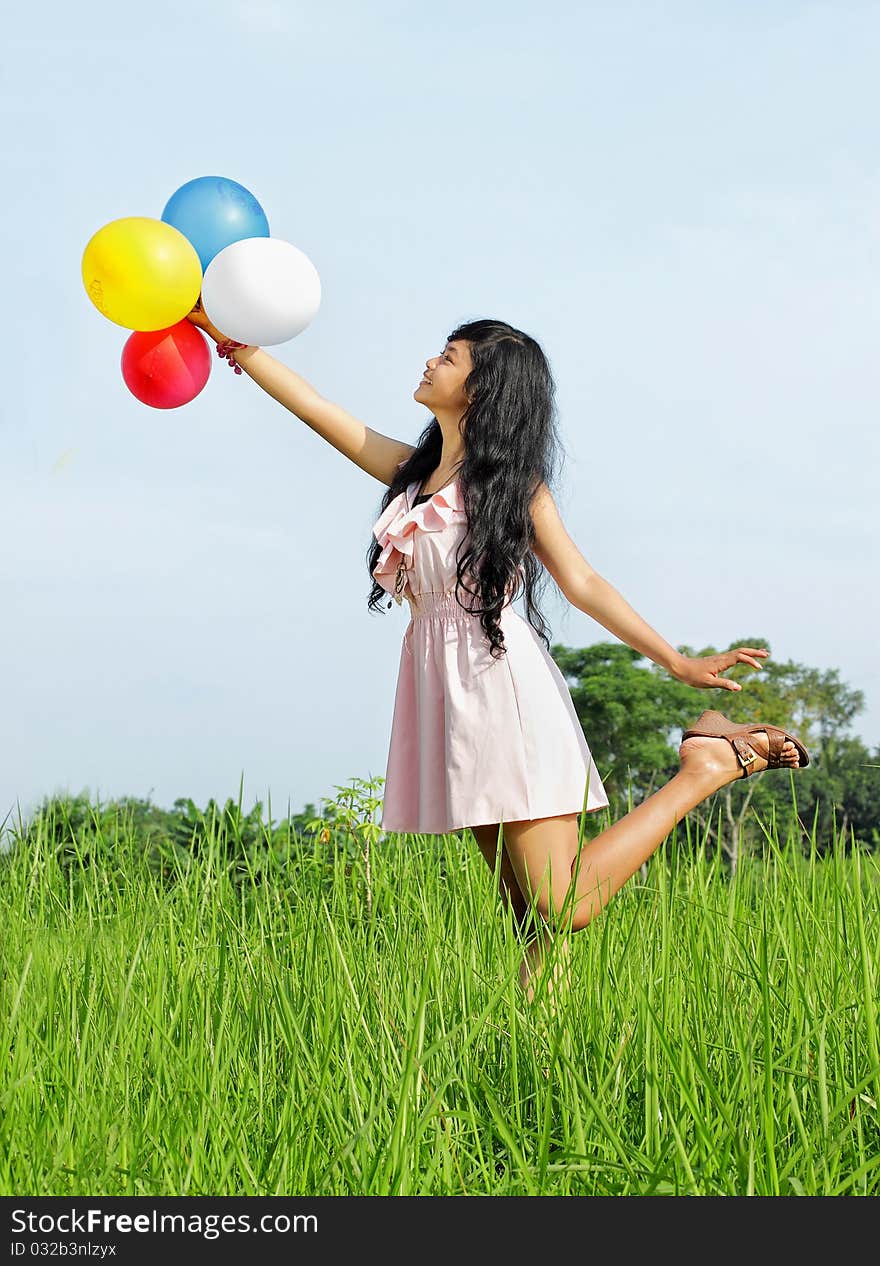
[517,922,572,1009]
[470,822,567,999]
[499,729,803,983]
[568,731,801,929]
[470,821,530,925]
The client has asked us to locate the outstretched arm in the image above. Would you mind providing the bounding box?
[529,483,768,691]
[187,303,414,486]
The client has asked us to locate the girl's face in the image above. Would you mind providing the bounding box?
[414,340,472,410]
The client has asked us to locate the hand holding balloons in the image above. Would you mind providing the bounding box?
[186,297,249,373]
[82,176,321,408]
[186,295,228,344]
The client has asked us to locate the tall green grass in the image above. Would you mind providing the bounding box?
[1,796,877,1196]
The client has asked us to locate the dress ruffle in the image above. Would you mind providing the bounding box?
[372,479,465,599]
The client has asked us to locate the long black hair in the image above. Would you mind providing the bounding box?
[366,318,568,661]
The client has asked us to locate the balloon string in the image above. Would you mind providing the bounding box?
[216,338,249,374]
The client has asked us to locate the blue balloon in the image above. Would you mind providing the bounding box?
[161,177,270,272]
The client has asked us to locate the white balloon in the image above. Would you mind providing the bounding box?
[201,237,321,346]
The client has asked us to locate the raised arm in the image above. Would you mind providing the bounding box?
[187,305,414,487]
[529,483,770,689]
[529,483,680,672]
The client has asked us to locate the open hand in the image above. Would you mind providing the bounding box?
[672,646,769,692]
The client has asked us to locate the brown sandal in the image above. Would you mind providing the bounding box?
[681,709,811,779]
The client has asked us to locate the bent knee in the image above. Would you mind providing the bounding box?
[523,887,572,925]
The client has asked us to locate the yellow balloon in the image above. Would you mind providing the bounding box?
[81,217,202,331]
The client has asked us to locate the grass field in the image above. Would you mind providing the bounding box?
[1,801,878,1196]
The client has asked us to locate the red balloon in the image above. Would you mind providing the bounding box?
[121,320,211,408]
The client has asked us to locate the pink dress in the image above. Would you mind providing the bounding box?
[371,468,610,834]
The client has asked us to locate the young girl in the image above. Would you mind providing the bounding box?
[188,305,810,1002]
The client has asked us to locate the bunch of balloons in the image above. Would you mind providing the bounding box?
[81,177,321,409]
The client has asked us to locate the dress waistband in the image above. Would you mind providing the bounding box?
[406,584,517,619]
[406,586,474,619]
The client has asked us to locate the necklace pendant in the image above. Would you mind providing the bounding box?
[393,556,407,605]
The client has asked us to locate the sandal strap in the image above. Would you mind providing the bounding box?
[764,728,785,767]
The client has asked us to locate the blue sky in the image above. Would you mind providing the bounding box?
[2,0,878,833]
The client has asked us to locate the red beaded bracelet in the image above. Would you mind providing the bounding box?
[215,337,249,374]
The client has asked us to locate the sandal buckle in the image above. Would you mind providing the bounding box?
[733,737,757,766]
